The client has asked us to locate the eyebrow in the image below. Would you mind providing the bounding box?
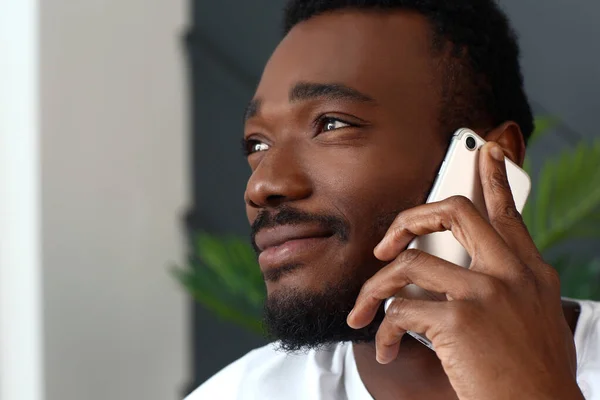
[289,82,375,104]
[244,99,262,123]
[243,82,376,123]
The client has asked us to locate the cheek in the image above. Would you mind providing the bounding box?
[321,147,438,278]
[314,144,437,225]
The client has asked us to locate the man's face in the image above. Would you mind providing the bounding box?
[244,11,449,349]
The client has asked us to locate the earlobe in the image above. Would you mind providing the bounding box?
[481,122,527,166]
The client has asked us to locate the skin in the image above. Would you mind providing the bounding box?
[243,10,583,400]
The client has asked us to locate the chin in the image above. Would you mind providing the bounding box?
[263,263,333,294]
[261,260,385,352]
[263,283,384,352]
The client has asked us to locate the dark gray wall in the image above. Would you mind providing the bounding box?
[502,0,600,141]
[184,1,287,392]
[186,0,600,391]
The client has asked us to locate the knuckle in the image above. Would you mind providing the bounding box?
[356,276,377,298]
[478,277,508,298]
[360,278,379,299]
[376,320,404,345]
[357,281,371,298]
[490,169,510,191]
[504,205,524,222]
[385,296,406,319]
[375,323,389,342]
[446,195,473,211]
[445,302,474,331]
[492,204,524,226]
[390,224,408,243]
[395,249,424,269]
[514,267,537,289]
[529,251,546,264]
[542,267,562,291]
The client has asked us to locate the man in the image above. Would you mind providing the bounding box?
[187,0,599,399]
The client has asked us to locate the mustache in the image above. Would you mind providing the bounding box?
[250,206,350,254]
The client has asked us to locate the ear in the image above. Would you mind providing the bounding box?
[481,121,527,166]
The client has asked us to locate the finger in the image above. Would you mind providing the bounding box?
[373,195,521,280]
[348,249,492,329]
[376,297,451,363]
[374,321,405,364]
[374,196,502,262]
[479,142,541,265]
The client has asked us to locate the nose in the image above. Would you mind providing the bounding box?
[245,149,312,209]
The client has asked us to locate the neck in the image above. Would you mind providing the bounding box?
[353,300,581,400]
[353,335,458,400]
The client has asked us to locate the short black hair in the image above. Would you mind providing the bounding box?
[283,0,534,143]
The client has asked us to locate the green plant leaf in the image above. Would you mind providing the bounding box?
[528,116,558,148]
[552,256,600,300]
[171,231,265,333]
[194,233,264,299]
[526,137,600,252]
[171,264,263,333]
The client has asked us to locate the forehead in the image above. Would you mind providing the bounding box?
[255,10,439,105]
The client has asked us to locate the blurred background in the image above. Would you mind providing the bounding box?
[1,1,599,400]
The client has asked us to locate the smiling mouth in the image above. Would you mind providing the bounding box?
[258,236,334,281]
[255,224,334,252]
[255,226,335,280]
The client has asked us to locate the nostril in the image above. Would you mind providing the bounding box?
[266,194,286,207]
[246,198,260,208]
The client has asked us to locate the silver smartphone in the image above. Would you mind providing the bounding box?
[384,128,531,350]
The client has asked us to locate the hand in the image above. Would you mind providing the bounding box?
[347,142,584,400]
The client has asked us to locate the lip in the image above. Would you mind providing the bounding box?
[255,225,333,252]
[255,225,334,277]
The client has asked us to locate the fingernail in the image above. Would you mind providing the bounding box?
[376,352,390,365]
[490,144,505,161]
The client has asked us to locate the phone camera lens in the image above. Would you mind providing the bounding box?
[466,136,477,151]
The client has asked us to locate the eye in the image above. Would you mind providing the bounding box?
[241,138,270,156]
[319,117,352,132]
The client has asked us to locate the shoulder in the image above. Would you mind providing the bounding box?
[573,300,600,399]
[184,343,282,400]
[185,342,350,400]
[574,299,600,363]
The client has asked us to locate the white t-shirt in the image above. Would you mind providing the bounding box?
[187,300,600,399]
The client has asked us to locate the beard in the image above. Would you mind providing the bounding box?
[252,206,401,353]
[263,273,386,352]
